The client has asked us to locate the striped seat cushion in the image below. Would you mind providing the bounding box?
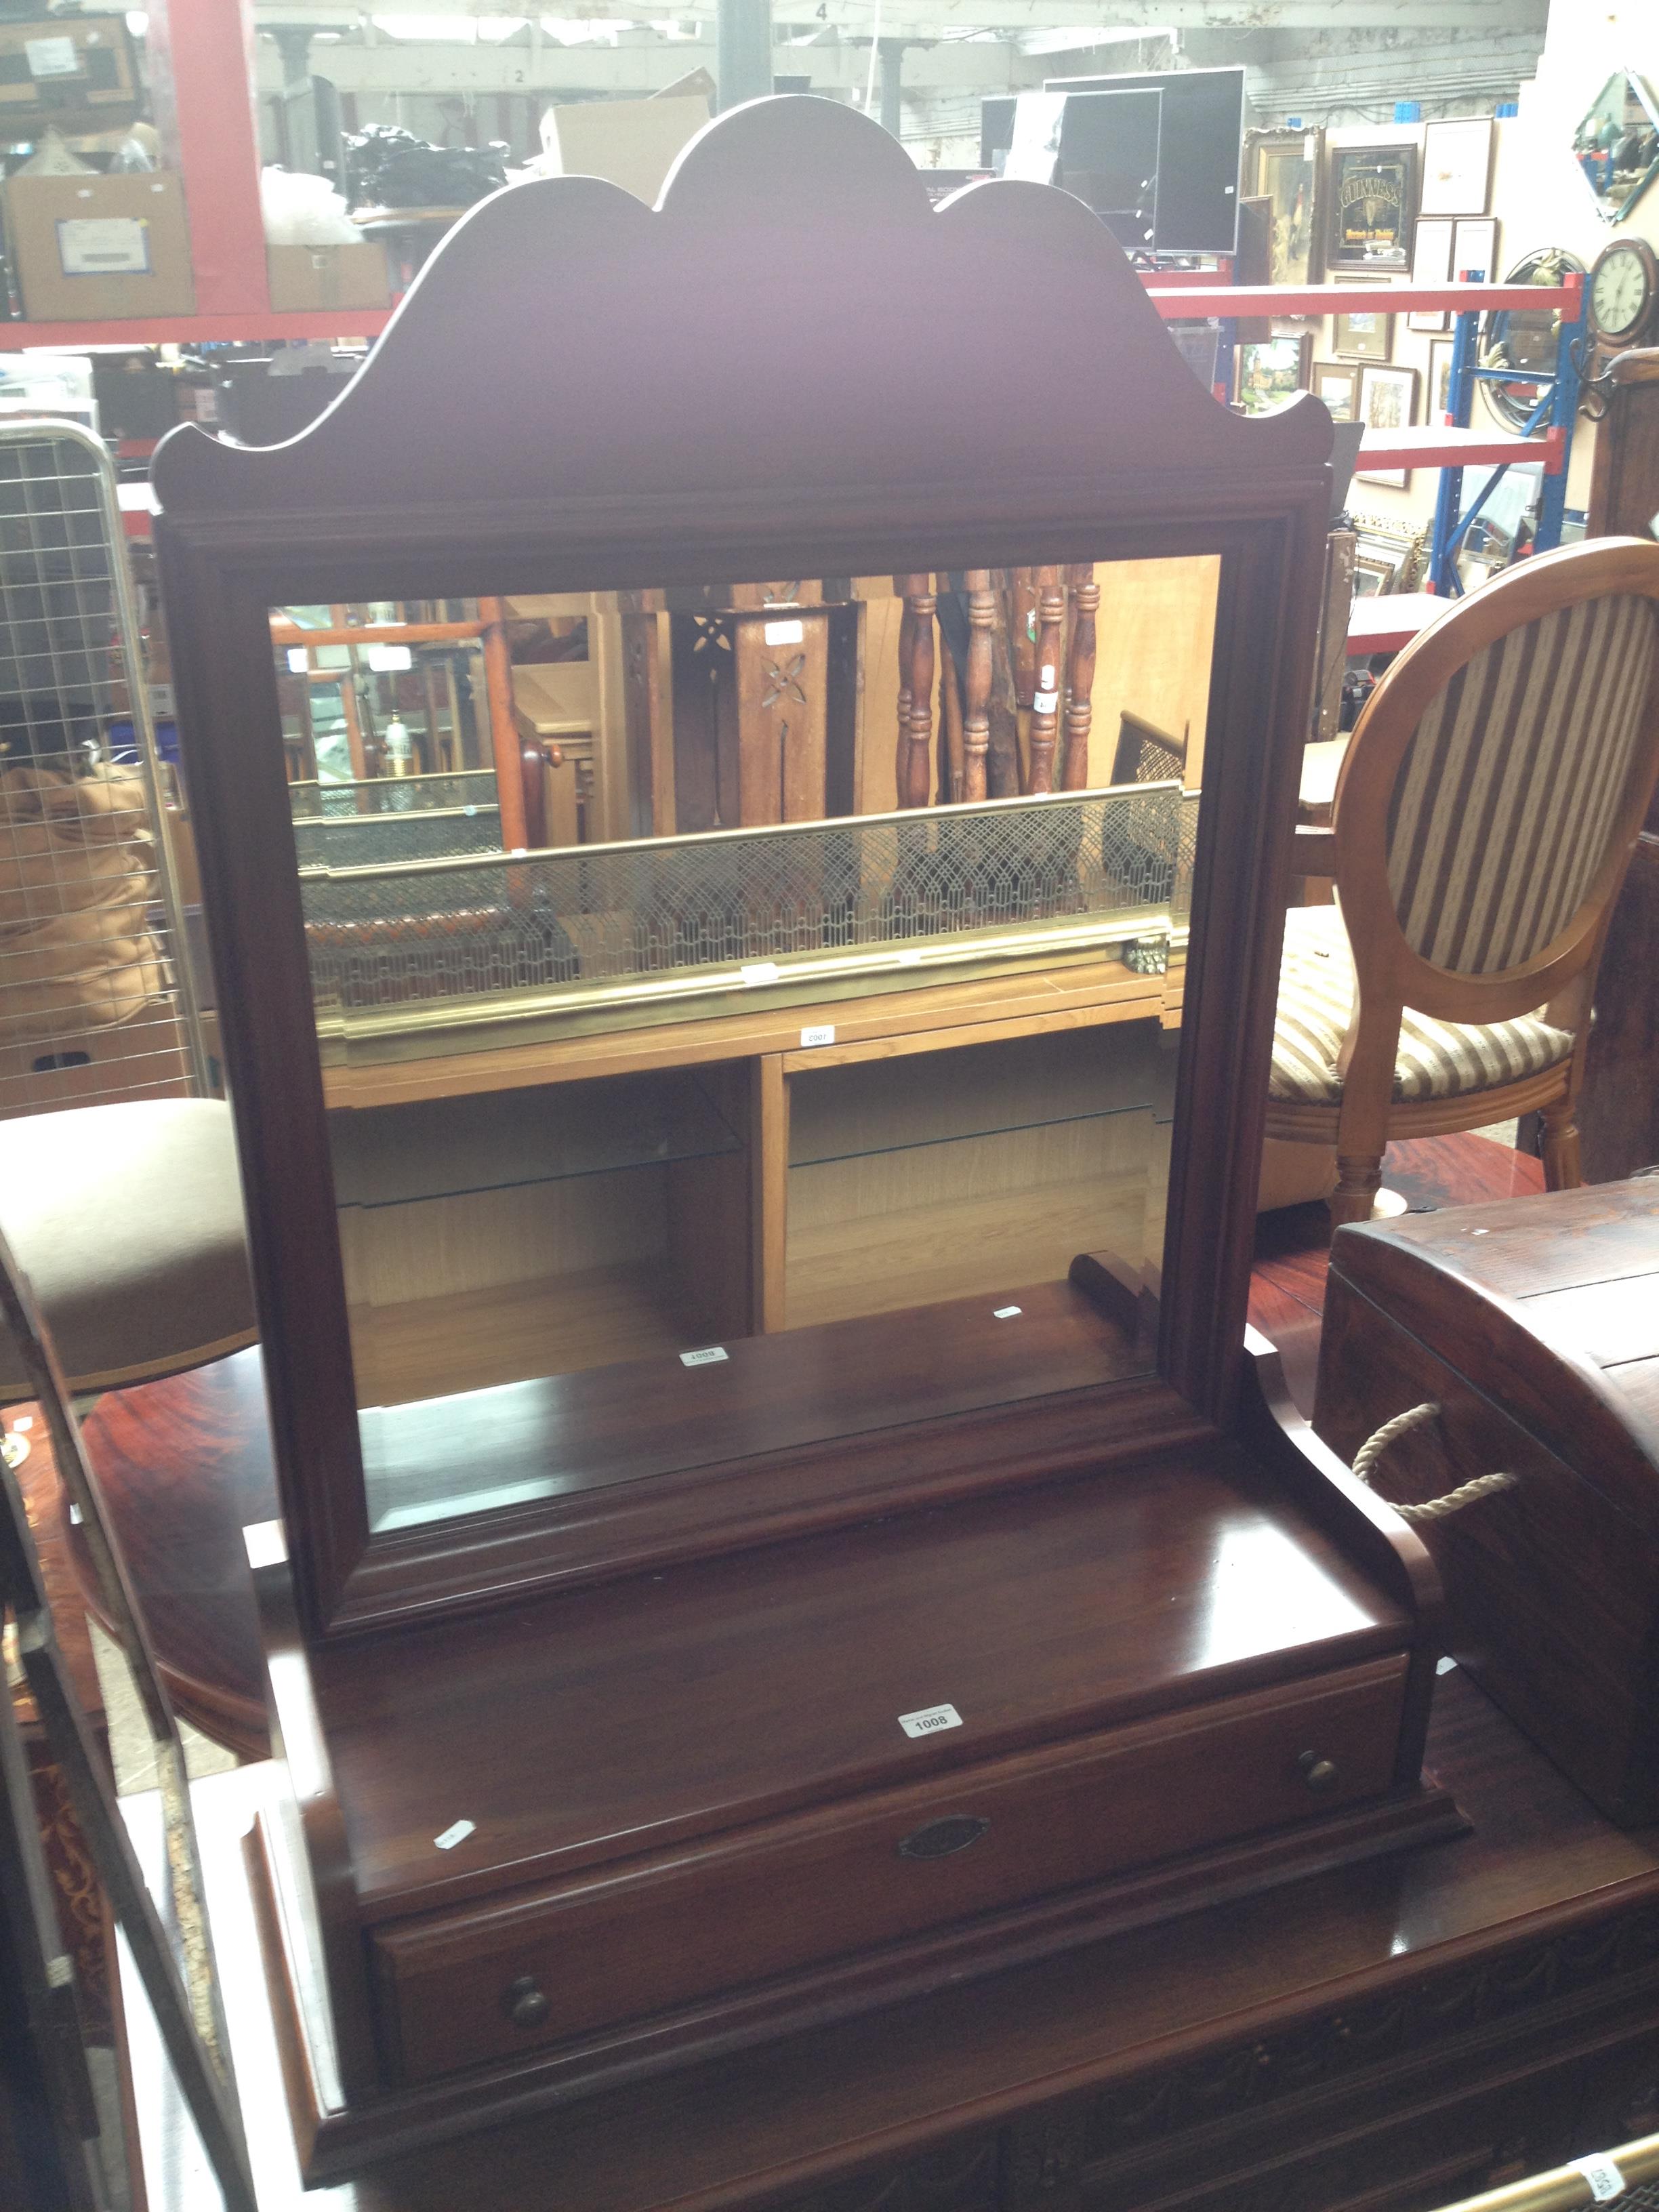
[1269,905,1573,1105]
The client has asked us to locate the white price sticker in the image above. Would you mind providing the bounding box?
[1033,689,1059,714]
[433,1820,475,1851]
[740,961,781,987]
[1039,663,1057,688]
[680,1346,729,1368]
[1575,2156,1626,2203]
[57,216,150,278]
[800,1024,835,1048]
[993,1306,1023,1319]
[26,36,80,78]
[899,1703,963,1739]
[763,619,804,645]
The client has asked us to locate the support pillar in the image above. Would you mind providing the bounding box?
[880,41,904,140]
[145,0,270,317]
[716,0,773,113]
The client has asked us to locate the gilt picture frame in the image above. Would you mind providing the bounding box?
[1246,127,1324,287]
[1334,287,1395,360]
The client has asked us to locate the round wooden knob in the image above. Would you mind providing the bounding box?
[1298,1750,1340,1793]
[504,1975,550,2029]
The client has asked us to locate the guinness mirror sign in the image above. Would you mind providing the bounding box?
[1328,143,1418,272]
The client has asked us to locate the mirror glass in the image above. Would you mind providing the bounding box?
[272,558,1216,1535]
[1576,69,1659,225]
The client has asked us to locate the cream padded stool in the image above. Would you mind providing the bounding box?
[0,1098,255,1399]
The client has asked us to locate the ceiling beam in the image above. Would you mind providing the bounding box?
[253,0,1547,33]
[255,39,1034,91]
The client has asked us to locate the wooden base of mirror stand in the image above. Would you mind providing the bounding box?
[248,1351,1465,2186]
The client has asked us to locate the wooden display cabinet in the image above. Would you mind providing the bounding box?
[152,98,1461,2184]
[332,1067,752,1410]
[775,1015,1174,1332]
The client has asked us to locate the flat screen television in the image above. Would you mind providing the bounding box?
[1044,64,1243,253]
[1057,86,1162,249]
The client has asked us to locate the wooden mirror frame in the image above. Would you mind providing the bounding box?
[154,97,1331,1642]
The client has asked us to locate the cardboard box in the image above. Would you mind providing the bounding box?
[539,94,710,207]
[266,242,391,313]
[4,172,194,321]
[0,16,141,131]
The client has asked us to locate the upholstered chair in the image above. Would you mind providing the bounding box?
[1265,538,1659,1227]
[0,1097,255,1399]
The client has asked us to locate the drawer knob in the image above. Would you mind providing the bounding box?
[1298,1750,1340,1794]
[504,1976,550,2030]
[899,1814,989,1860]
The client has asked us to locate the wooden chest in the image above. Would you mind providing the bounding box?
[1315,1178,1659,1825]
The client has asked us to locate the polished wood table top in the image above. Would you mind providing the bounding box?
[72,1133,1547,1764]
[80,1353,275,1758]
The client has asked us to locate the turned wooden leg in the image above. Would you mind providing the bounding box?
[1330,1153,1385,1227]
[893,574,935,808]
[1540,1096,1584,1189]
[1027,567,1065,794]
[962,571,996,802]
[1061,562,1099,790]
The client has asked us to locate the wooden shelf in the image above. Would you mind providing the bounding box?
[3,308,393,348]
[785,1142,1149,1331]
[1347,591,1446,654]
[349,1261,691,1410]
[1359,424,1565,472]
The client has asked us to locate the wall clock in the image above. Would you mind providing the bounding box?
[1589,234,1659,360]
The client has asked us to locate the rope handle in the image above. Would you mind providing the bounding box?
[1351,1401,1517,1523]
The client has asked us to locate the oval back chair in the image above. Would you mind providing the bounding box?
[1265,537,1659,1226]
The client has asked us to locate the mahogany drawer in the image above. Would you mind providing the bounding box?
[371,1656,1408,2083]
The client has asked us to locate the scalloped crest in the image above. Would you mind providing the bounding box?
[152,94,1330,520]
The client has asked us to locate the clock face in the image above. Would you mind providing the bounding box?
[1592,243,1654,338]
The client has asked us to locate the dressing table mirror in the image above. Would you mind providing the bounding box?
[153,97,1460,2181]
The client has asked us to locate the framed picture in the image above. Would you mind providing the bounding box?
[1452,216,1499,283]
[1351,515,1429,594]
[1328,142,1419,271]
[1428,335,1457,422]
[1246,127,1323,286]
[1235,331,1313,413]
[1352,547,1399,596]
[1334,285,1395,359]
[1312,361,1361,422]
[1357,361,1419,488]
[1409,218,1454,332]
[1420,117,1494,217]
